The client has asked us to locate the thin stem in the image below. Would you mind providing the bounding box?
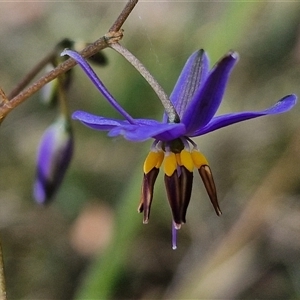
[0,55,77,120]
[0,240,7,300]
[110,43,180,123]
[57,76,70,119]
[8,50,57,100]
[0,38,110,120]
[109,0,139,32]
[0,0,138,120]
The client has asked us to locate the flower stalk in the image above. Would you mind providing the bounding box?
[110,42,180,123]
[0,240,7,300]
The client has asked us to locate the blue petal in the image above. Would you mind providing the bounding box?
[190,94,297,136]
[61,49,136,124]
[109,120,186,142]
[72,111,186,142]
[182,51,239,134]
[73,110,126,130]
[164,50,210,121]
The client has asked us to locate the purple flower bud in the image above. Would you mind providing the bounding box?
[34,117,73,204]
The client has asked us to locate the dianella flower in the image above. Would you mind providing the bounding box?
[62,48,296,248]
[34,116,74,204]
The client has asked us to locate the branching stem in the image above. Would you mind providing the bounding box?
[8,50,57,100]
[109,0,139,32]
[0,0,138,120]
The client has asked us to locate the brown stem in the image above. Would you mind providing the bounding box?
[110,42,179,123]
[109,0,139,32]
[0,241,7,300]
[8,50,57,100]
[0,0,138,120]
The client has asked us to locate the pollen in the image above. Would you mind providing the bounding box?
[191,149,209,168]
[180,150,194,172]
[164,152,177,177]
[143,150,164,174]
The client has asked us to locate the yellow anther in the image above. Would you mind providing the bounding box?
[191,149,209,168]
[164,152,177,177]
[175,153,181,166]
[180,150,194,172]
[143,151,164,174]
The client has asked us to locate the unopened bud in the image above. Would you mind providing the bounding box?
[33,117,73,204]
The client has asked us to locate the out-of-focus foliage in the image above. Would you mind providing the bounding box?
[0,2,300,299]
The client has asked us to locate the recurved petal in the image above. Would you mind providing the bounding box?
[191,94,297,136]
[62,49,135,123]
[182,51,238,134]
[165,49,210,121]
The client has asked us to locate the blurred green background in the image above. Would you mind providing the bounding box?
[1,1,300,299]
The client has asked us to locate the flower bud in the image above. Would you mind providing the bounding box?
[34,117,73,204]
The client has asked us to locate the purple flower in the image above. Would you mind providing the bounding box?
[62,49,296,249]
[34,116,74,204]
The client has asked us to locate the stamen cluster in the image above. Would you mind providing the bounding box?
[139,138,221,231]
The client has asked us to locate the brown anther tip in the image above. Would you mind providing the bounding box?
[198,165,223,218]
[213,204,222,216]
[137,203,143,213]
